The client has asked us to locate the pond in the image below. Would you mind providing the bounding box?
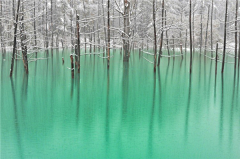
[1,50,240,158]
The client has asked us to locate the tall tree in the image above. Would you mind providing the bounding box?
[189,0,193,74]
[157,0,164,67]
[234,0,238,69]
[221,0,228,73]
[153,0,157,72]
[107,0,110,69]
[123,0,130,62]
[10,0,21,77]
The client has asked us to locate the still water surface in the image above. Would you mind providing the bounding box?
[1,50,240,158]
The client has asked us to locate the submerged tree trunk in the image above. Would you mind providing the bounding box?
[70,55,74,78]
[234,0,238,69]
[51,0,53,54]
[189,0,193,74]
[221,0,228,73]
[0,0,3,53]
[153,0,157,72]
[76,14,80,73]
[45,0,49,55]
[200,0,203,54]
[211,0,214,57]
[107,0,110,69]
[157,0,164,67]
[204,5,210,56]
[165,10,170,55]
[34,0,37,57]
[123,0,130,62]
[10,0,21,77]
[215,42,218,74]
[20,6,28,74]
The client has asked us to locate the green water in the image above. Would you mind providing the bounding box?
[1,50,240,159]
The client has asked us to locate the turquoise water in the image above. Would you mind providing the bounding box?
[1,50,240,158]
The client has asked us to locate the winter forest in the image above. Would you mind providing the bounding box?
[1,0,240,159]
[0,0,239,74]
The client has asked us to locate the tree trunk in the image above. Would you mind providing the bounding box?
[0,0,3,53]
[10,0,21,77]
[215,42,218,74]
[51,0,53,54]
[189,0,193,74]
[165,10,170,55]
[107,0,110,69]
[102,0,107,55]
[20,3,28,74]
[123,0,130,62]
[157,0,164,67]
[153,0,157,72]
[211,0,213,57]
[200,0,203,54]
[34,0,37,57]
[221,0,228,73]
[46,0,49,54]
[204,5,210,56]
[234,0,238,69]
[76,14,80,73]
[70,55,74,78]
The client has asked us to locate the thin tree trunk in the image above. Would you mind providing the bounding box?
[211,0,213,57]
[185,29,187,54]
[221,0,228,73]
[157,0,164,67]
[76,14,80,73]
[165,10,169,55]
[234,0,238,69]
[70,55,74,78]
[0,0,3,53]
[215,42,218,74]
[153,0,157,72]
[51,0,53,54]
[123,0,130,62]
[107,0,110,69]
[204,5,210,56]
[10,0,21,77]
[46,0,48,54]
[200,0,203,54]
[34,0,37,57]
[102,0,107,55]
[189,0,193,74]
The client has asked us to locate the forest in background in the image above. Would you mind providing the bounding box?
[0,0,239,75]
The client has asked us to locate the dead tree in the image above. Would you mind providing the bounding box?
[10,0,21,77]
[20,4,28,74]
[34,0,37,57]
[51,0,53,54]
[123,0,130,62]
[200,0,203,54]
[153,0,157,72]
[76,14,80,73]
[45,0,49,54]
[165,10,170,55]
[107,0,110,69]
[204,5,210,56]
[189,0,193,74]
[210,0,213,57]
[215,42,218,74]
[221,0,228,73]
[70,55,74,78]
[234,0,238,69]
[0,0,3,53]
[157,0,164,67]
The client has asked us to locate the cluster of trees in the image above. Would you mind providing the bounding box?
[0,0,239,76]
